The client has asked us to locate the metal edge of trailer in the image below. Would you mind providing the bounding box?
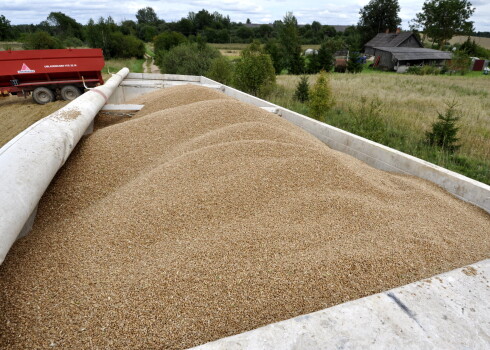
[190,259,490,350]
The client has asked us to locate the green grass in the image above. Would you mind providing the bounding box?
[270,74,490,185]
[103,58,145,76]
[145,43,155,58]
[210,43,248,50]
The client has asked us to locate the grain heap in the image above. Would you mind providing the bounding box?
[1,85,489,349]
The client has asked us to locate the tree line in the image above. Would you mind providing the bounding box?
[1,0,482,55]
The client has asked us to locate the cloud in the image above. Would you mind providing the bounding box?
[2,0,489,31]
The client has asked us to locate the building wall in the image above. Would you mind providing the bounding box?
[373,49,395,70]
[398,36,422,48]
[365,47,375,56]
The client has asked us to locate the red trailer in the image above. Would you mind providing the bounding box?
[0,48,104,104]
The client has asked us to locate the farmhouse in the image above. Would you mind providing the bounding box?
[364,31,452,71]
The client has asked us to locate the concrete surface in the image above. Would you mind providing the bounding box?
[191,260,490,350]
[101,104,144,111]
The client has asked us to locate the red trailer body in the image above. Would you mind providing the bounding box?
[0,48,104,104]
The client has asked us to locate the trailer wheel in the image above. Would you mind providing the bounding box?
[61,85,82,101]
[32,87,55,105]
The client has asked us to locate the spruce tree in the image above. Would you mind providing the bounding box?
[426,102,461,152]
[294,75,310,102]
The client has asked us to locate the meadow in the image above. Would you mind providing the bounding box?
[270,71,490,184]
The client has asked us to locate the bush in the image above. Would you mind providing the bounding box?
[63,36,84,48]
[234,41,276,97]
[407,64,441,75]
[294,75,310,102]
[347,52,363,73]
[108,32,145,58]
[448,51,471,75]
[23,31,64,50]
[207,56,234,85]
[426,101,461,153]
[154,31,187,52]
[158,42,219,75]
[308,70,333,120]
[350,96,386,141]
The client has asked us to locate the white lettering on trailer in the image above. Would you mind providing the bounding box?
[44,64,78,68]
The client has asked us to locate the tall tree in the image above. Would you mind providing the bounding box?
[413,0,475,48]
[358,0,401,44]
[136,7,159,25]
[47,12,83,39]
[279,12,303,74]
[0,15,12,40]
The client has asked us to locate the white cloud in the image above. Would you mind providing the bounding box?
[2,0,489,31]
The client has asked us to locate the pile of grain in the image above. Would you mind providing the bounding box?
[1,85,489,349]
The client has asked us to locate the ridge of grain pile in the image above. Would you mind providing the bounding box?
[1,85,489,349]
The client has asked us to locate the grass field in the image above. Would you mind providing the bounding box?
[0,42,23,51]
[0,96,69,147]
[449,35,490,50]
[271,72,490,184]
[103,58,145,78]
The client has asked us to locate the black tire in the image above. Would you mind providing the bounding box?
[32,87,55,104]
[60,85,81,101]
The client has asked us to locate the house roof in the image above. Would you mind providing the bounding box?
[373,47,453,60]
[365,32,421,48]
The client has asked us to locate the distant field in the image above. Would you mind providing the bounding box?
[0,42,23,51]
[450,35,490,50]
[212,43,321,58]
[210,43,248,50]
[273,72,490,184]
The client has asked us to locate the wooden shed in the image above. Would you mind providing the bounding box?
[364,32,422,56]
[372,47,452,71]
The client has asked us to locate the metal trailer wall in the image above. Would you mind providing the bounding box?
[0,68,129,265]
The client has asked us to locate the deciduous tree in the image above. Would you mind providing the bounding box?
[0,15,12,40]
[279,12,304,74]
[136,7,159,25]
[234,41,276,96]
[358,0,401,44]
[413,0,475,48]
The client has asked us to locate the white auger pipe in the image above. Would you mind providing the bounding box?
[0,67,129,265]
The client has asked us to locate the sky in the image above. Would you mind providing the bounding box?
[1,0,489,32]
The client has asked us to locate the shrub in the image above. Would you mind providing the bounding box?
[63,36,84,48]
[108,32,145,58]
[407,64,441,75]
[294,75,310,102]
[158,42,219,75]
[234,41,276,97]
[308,70,333,120]
[207,56,234,85]
[448,51,471,75]
[426,101,461,153]
[350,96,386,141]
[347,52,363,73]
[154,31,187,52]
[23,31,64,50]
